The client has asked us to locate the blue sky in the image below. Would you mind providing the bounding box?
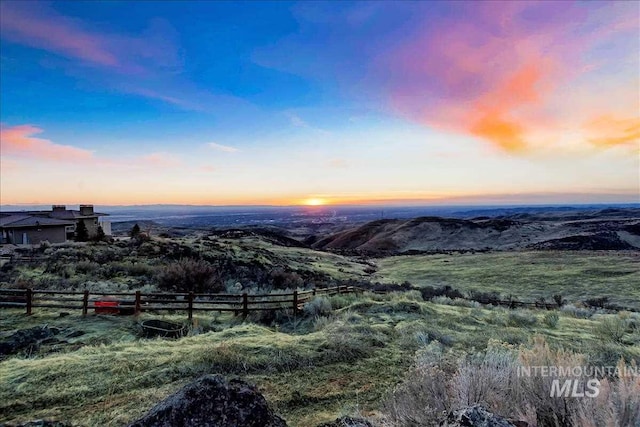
[1,1,638,205]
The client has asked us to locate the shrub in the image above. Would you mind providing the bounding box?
[381,336,640,427]
[594,315,628,344]
[74,260,100,275]
[560,304,593,319]
[419,285,464,301]
[585,296,609,309]
[468,290,501,305]
[507,310,538,327]
[156,259,222,293]
[543,312,560,328]
[303,296,332,317]
[268,268,304,290]
[553,294,566,307]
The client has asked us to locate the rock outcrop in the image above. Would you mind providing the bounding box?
[0,326,56,356]
[129,374,287,427]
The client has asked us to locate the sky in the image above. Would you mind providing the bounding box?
[1,0,639,206]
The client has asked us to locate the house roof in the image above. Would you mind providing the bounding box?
[1,210,108,220]
[0,215,75,229]
[49,210,107,219]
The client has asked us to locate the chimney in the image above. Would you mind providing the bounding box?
[52,205,66,212]
[79,205,94,216]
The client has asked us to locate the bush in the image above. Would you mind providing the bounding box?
[594,315,628,344]
[74,260,100,275]
[419,285,464,301]
[381,337,640,427]
[506,310,538,327]
[560,304,593,319]
[156,259,222,293]
[543,312,559,328]
[303,296,332,317]
[268,268,304,290]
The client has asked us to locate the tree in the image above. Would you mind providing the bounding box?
[93,225,106,242]
[75,220,89,242]
[130,223,141,238]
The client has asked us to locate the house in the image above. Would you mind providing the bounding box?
[0,205,110,244]
[0,215,75,245]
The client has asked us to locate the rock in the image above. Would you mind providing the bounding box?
[440,405,517,427]
[128,375,287,427]
[316,416,373,427]
[0,326,54,356]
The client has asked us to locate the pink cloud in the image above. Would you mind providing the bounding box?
[0,124,94,161]
[0,3,181,74]
[377,2,639,152]
[0,4,118,68]
[141,152,183,168]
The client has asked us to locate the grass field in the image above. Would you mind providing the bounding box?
[374,251,640,309]
[2,290,639,426]
[2,240,640,425]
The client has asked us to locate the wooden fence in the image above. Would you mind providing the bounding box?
[0,286,361,320]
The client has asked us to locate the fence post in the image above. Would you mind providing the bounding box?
[135,291,141,316]
[82,290,89,316]
[242,293,248,317]
[293,290,298,312]
[188,292,194,321]
[312,288,316,296]
[26,288,32,315]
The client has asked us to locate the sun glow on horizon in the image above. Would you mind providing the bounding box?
[303,198,327,206]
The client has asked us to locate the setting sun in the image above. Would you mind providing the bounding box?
[304,198,326,206]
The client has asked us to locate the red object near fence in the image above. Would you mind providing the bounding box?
[95,298,119,315]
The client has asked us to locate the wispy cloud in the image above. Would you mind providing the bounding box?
[141,152,183,168]
[288,112,308,128]
[207,142,239,153]
[0,3,243,113]
[0,124,94,161]
[586,116,640,148]
[0,3,181,74]
[1,123,188,170]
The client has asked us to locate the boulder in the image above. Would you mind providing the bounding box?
[440,405,519,427]
[129,375,287,427]
[0,326,56,356]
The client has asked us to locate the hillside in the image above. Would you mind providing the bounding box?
[312,208,640,255]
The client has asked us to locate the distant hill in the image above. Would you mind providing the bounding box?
[312,208,640,255]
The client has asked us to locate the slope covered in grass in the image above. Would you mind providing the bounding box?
[2,290,638,426]
[374,251,640,309]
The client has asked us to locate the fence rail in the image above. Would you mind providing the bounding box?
[0,285,360,319]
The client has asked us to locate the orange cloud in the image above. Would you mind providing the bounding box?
[586,116,640,148]
[381,2,638,153]
[0,124,93,161]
